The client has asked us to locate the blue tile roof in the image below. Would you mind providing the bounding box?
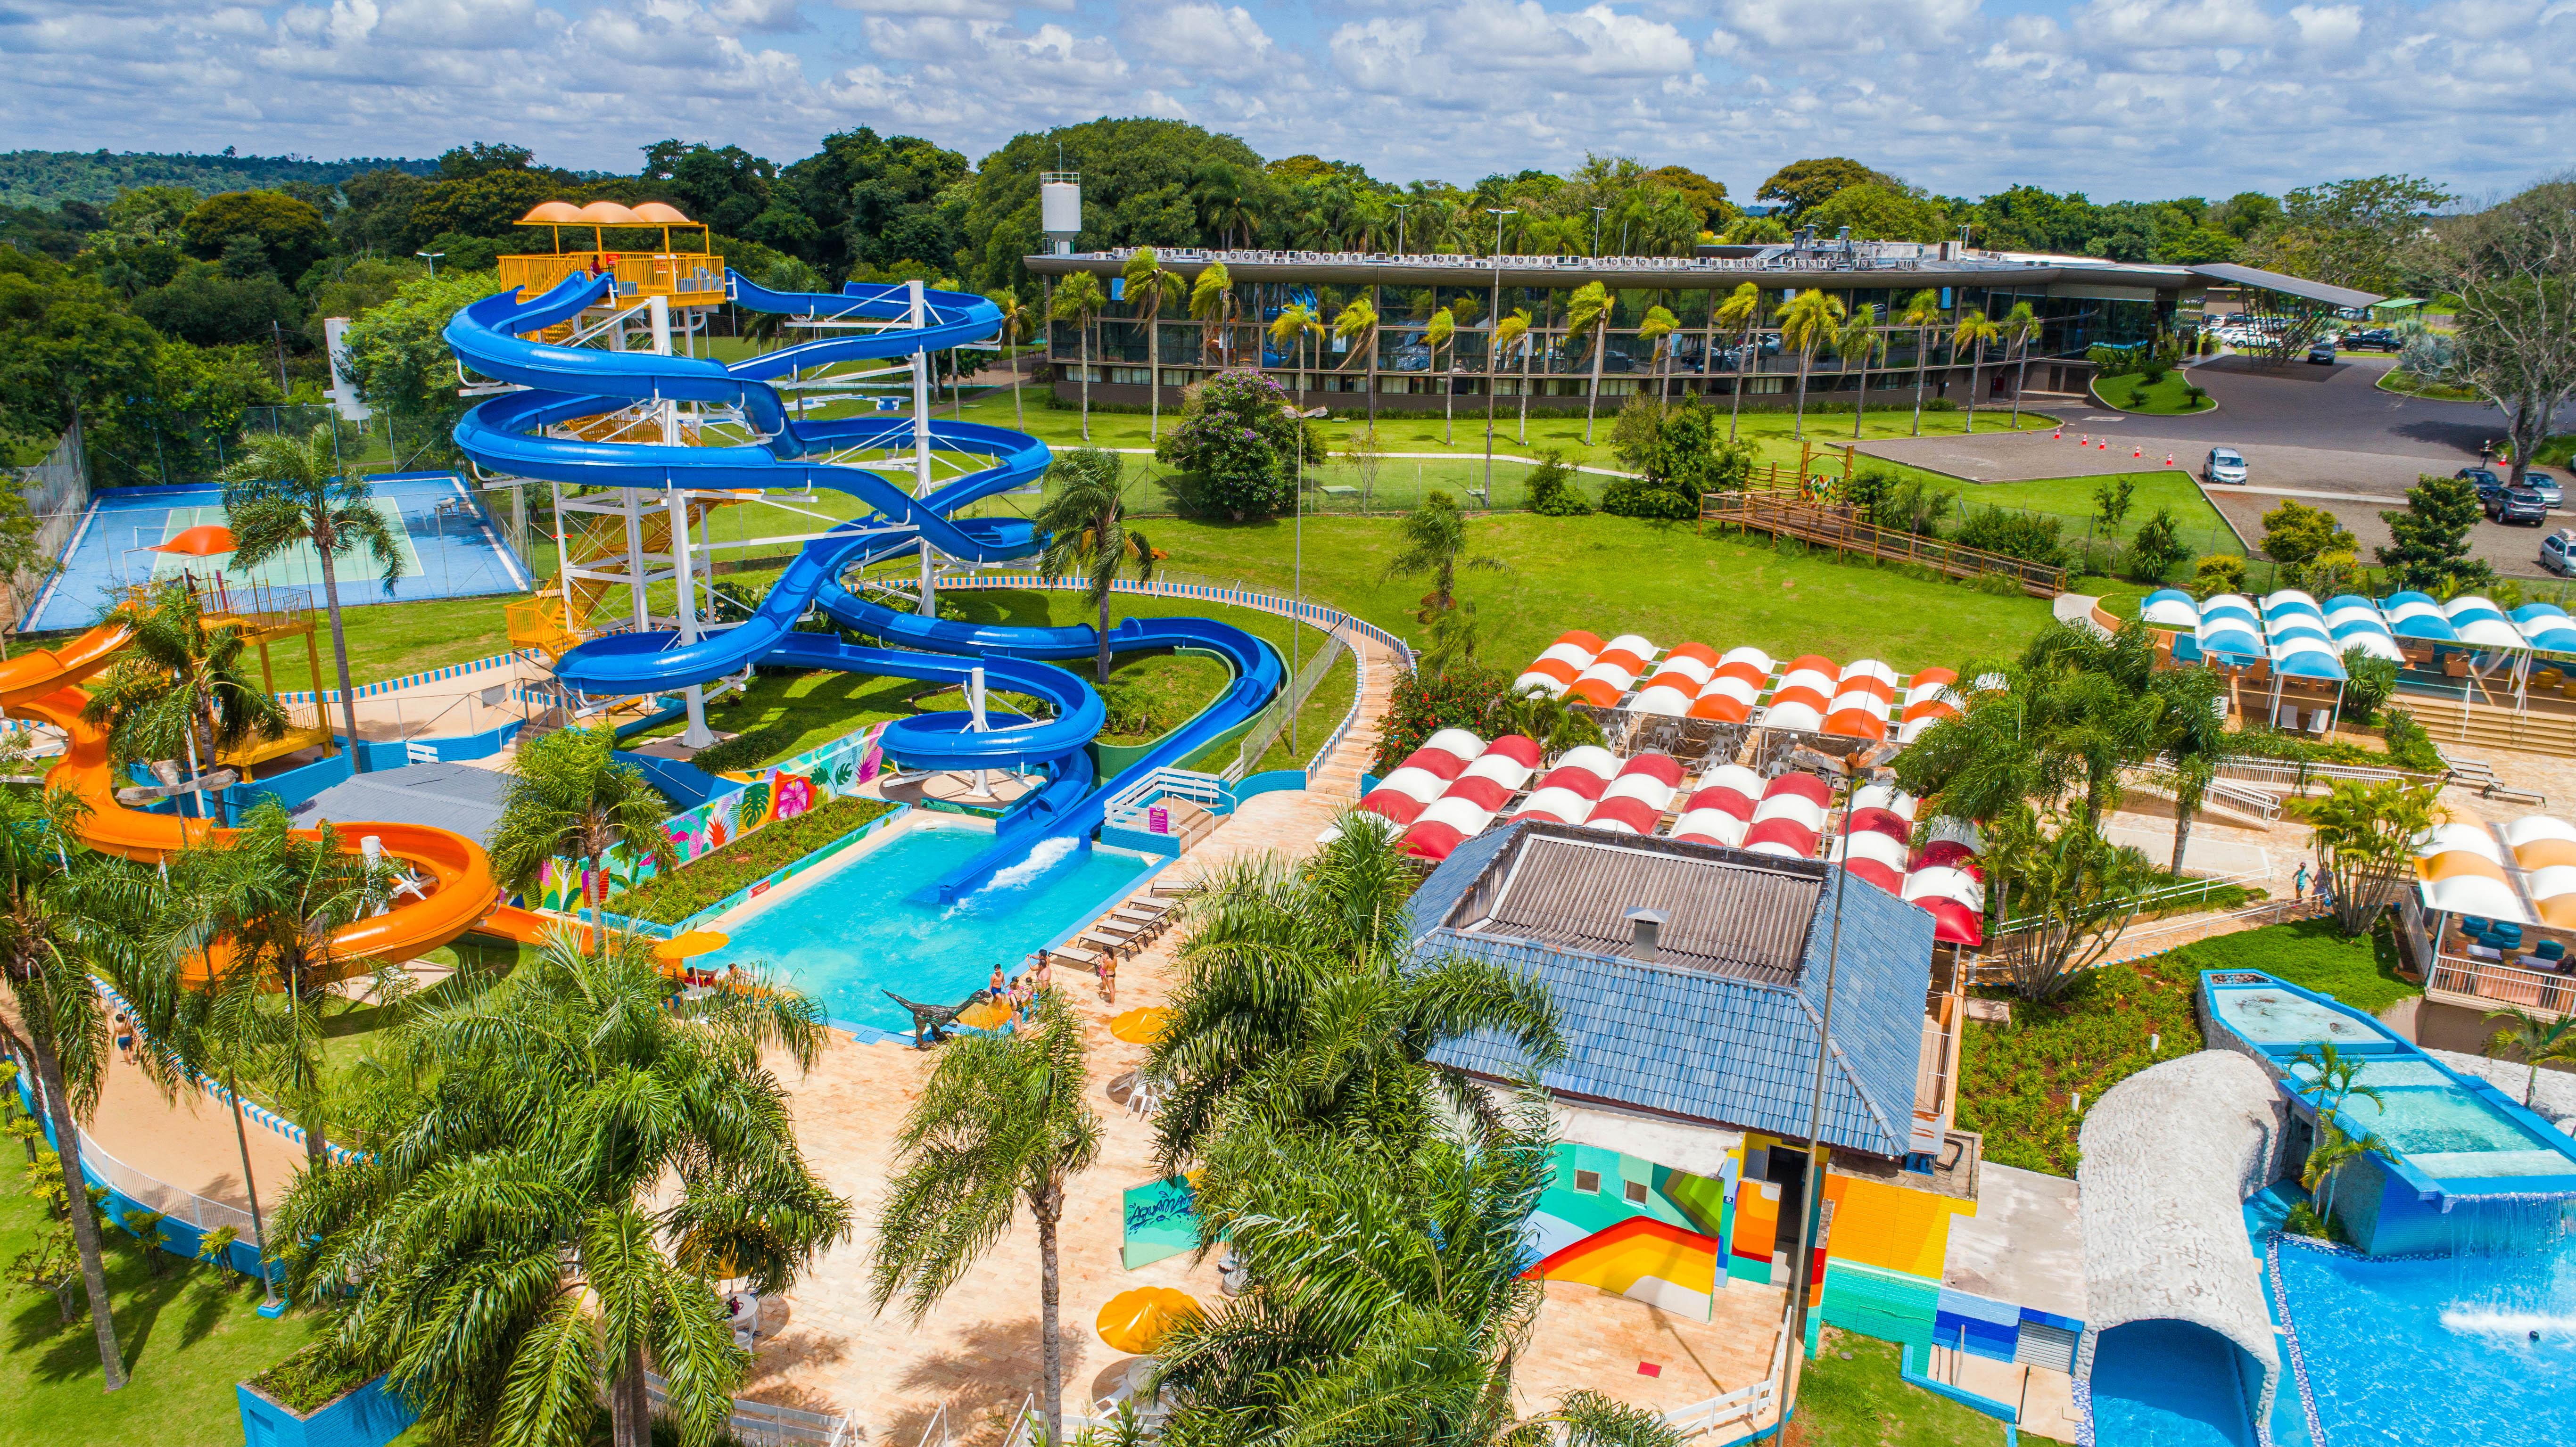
[1411,824,1935,1159]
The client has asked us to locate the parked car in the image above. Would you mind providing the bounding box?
[2342,327,2398,351]
[2543,529,2576,575]
[2458,467,2507,502]
[2308,341,2337,364]
[2486,483,2550,525]
[2204,447,2249,485]
[2522,469,2565,507]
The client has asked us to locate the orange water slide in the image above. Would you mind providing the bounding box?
[0,624,516,964]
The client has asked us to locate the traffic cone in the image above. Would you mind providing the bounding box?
[2164,452,2174,467]
[2053,427,2063,440]
[2079,434,2089,446]
[2098,440,2108,450]
[2133,444,2143,459]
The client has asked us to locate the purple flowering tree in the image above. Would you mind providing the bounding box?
[1153,370,1309,520]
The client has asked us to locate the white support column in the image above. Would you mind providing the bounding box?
[622,488,650,635]
[552,480,572,633]
[911,278,938,617]
[651,295,716,748]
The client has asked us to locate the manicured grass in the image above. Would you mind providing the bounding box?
[2091,371,2213,414]
[1862,463,2242,562]
[985,513,2059,679]
[0,1187,327,1447]
[1787,1331,2006,1446]
[2170,917,2419,1016]
[2377,369,2479,403]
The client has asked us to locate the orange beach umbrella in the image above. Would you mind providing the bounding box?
[1109,1007,1175,1044]
[152,525,236,557]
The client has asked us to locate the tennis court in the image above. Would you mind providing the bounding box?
[24,473,530,635]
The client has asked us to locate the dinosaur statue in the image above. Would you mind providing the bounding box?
[884,988,982,1049]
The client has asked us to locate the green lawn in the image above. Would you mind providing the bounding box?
[2378,369,2479,403]
[1789,1331,2007,1446]
[2091,371,2213,414]
[1858,464,2243,565]
[0,1188,327,1447]
[1007,512,2059,679]
[1957,921,2419,1175]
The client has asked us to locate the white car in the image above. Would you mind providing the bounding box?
[2205,447,2249,485]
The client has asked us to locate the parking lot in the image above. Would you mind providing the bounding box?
[1861,349,2576,581]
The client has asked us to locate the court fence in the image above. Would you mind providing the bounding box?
[4,420,92,634]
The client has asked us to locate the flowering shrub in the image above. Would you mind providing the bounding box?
[1370,663,1509,775]
[1154,370,1303,520]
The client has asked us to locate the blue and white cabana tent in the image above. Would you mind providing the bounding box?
[2323,595,2403,662]
[2512,603,2576,655]
[2261,590,2346,726]
[2195,594,2267,663]
[2444,596,2530,652]
[2381,592,2459,642]
[2140,589,2202,629]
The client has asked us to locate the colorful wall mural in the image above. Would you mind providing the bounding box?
[1122,1174,1205,1270]
[530,721,892,913]
[1522,1143,1734,1321]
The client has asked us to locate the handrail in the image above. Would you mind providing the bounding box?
[643,1370,855,1447]
[2427,954,2576,1017]
[1990,870,2265,937]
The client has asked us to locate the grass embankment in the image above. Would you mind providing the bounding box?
[2090,371,2213,414]
[1787,1332,2007,1446]
[0,1187,327,1447]
[611,795,897,924]
[2377,369,2479,402]
[1957,920,2417,1176]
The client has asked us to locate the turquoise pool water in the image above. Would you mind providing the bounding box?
[2270,1229,2576,1446]
[2087,1320,2262,1447]
[710,817,1155,1035]
[2207,987,2379,1047]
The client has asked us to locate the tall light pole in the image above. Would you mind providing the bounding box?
[1484,208,1516,503]
[1591,206,1607,258]
[1780,771,1856,1413]
[1391,203,1413,257]
[415,249,443,278]
[1284,402,1304,755]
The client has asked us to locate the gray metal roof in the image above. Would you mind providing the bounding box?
[290,761,513,845]
[1026,244,2198,296]
[1435,826,1821,985]
[1410,822,1936,1159]
[2187,262,2384,311]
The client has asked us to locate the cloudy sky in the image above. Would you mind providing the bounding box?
[4,0,2564,202]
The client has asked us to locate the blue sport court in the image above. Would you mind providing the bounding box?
[25,473,531,634]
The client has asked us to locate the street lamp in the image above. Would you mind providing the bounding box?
[1591,206,1606,257]
[1484,208,1517,502]
[416,250,444,278]
[1390,203,1413,257]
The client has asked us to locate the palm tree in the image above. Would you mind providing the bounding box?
[1383,492,1503,622]
[1191,162,1257,248]
[0,790,167,1392]
[2484,1008,2576,1107]
[874,988,1100,1447]
[223,424,404,770]
[1953,308,2004,434]
[1334,296,1380,428]
[487,725,676,948]
[1492,308,1534,445]
[1495,689,1607,756]
[1840,304,1884,438]
[1638,304,1679,402]
[2286,780,2444,936]
[1900,289,1946,437]
[81,580,286,818]
[1031,449,1156,680]
[1566,281,1613,444]
[161,802,399,1170]
[990,290,1031,432]
[1778,288,1847,441]
[1268,301,1324,416]
[2001,300,2041,427]
[1151,1100,1678,1447]
[2150,664,2231,873]
[1425,307,1458,444]
[1189,261,1236,367]
[273,932,846,1447]
[2302,1118,2388,1226]
[1141,813,1561,1173]
[1714,282,1764,441]
[1049,270,1106,443]
[1121,248,1184,442]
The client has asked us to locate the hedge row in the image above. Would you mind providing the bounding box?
[609,796,898,926]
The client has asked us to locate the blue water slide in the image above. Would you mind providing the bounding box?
[444,267,1286,901]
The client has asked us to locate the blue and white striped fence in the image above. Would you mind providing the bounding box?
[92,978,370,1167]
[275,648,544,706]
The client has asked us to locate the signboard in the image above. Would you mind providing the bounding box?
[1148,805,1169,834]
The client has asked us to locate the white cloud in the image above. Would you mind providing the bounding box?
[0,0,2568,203]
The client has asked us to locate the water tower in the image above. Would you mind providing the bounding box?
[1040,172,1082,255]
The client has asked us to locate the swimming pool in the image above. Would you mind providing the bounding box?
[708,814,1156,1036]
[2267,1224,2576,1446]
[2205,987,2380,1047]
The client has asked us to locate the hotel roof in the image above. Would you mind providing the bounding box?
[1408,821,1937,1159]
